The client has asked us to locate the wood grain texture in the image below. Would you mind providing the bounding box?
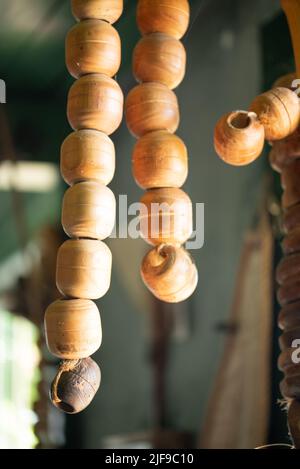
[45,299,102,359]
[132,130,188,189]
[214,110,265,166]
[125,82,179,138]
[67,73,124,135]
[71,0,123,24]
[62,181,116,240]
[249,87,300,141]
[50,358,101,414]
[141,244,198,303]
[133,33,186,89]
[139,187,193,246]
[61,130,115,186]
[66,20,121,79]
[56,239,112,299]
[137,0,190,39]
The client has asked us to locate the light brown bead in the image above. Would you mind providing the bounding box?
[45,299,102,359]
[281,159,300,208]
[283,203,300,233]
[71,0,123,24]
[62,181,116,240]
[273,72,296,89]
[132,130,188,189]
[61,130,115,186]
[214,110,265,166]
[67,74,124,135]
[282,228,300,255]
[277,279,300,306]
[66,20,121,79]
[139,187,193,246]
[249,87,300,141]
[276,253,300,285]
[137,0,190,40]
[141,244,198,303]
[125,82,179,138]
[133,33,186,89]
[56,239,112,299]
[278,301,300,330]
[50,358,101,414]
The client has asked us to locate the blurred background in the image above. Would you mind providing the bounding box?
[0,0,294,449]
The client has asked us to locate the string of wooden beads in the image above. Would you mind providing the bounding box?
[44,0,124,414]
[125,0,198,303]
[214,87,300,166]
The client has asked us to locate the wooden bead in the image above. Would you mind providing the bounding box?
[137,0,190,40]
[283,204,300,233]
[278,348,295,371]
[280,327,300,350]
[273,72,296,89]
[280,372,300,399]
[133,33,186,89]
[214,110,265,166]
[139,188,193,246]
[61,130,115,186]
[278,301,300,330]
[56,239,112,299]
[276,253,300,285]
[66,20,121,79]
[277,278,300,306]
[249,87,300,141]
[71,0,123,24]
[141,244,198,303]
[62,181,116,240]
[45,299,102,359]
[50,358,101,414]
[67,74,123,135]
[132,130,188,189]
[281,160,300,208]
[282,228,300,255]
[268,127,300,173]
[125,82,179,138]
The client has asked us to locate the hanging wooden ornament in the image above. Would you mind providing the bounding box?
[44,0,124,413]
[125,0,198,303]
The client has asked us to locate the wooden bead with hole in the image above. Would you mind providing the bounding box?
[66,20,121,79]
[71,0,123,24]
[50,358,101,414]
[132,131,188,189]
[62,181,116,240]
[137,0,190,40]
[67,74,123,135]
[141,244,198,303]
[45,299,102,359]
[281,159,300,208]
[249,87,300,141]
[133,33,186,89]
[139,187,193,246]
[61,130,115,186]
[56,239,112,299]
[125,82,179,138]
[278,301,300,330]
[214,110,265,166]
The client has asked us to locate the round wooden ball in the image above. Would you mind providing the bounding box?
[56,239,112,299]
[133,33,186,89]
[281,159,300,208]
[67,74,124,135]
[139,187,193,246]
[137,0,190,40]
[71,0,123,24]
[125,82,179,138]
[273,72,296,89]
[62,181,116,240]
[249,87,300,141]
[45,299,102,359]
[141,244,198,303]
[277,278,300,306]
[132,131,188,189]
[61,130,115,186]
[66,20,121,79]
[50,358,101,414]
[214,110,265,166]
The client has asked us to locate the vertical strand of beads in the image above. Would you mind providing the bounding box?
[44,0,124,414]
[125,0,198,303]
[273,0,300,449]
